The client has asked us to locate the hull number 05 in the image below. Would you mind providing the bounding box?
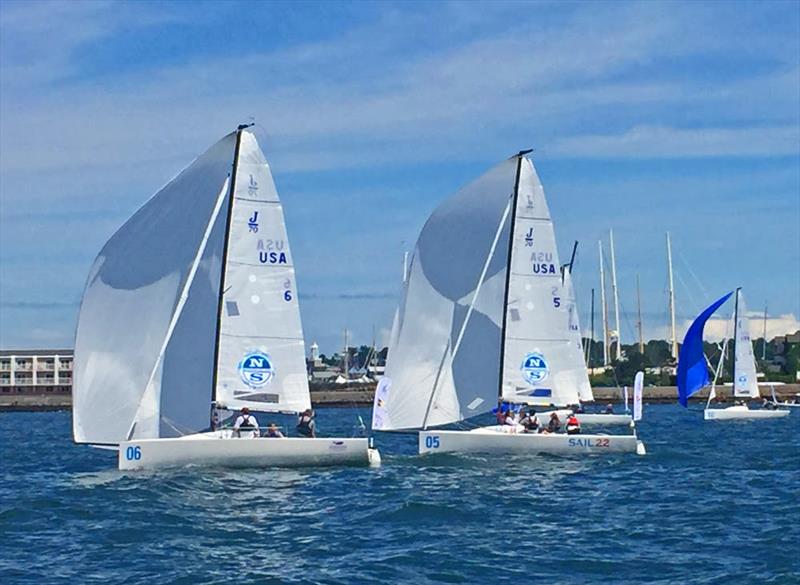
[425,436,440,449]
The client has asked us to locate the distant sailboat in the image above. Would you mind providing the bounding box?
[72,125,380,469]
[372,151,644,456]
[677,288,789,420]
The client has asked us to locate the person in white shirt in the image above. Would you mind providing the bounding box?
[233,407,259,438]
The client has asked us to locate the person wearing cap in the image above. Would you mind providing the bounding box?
[604,403,614,414]
[233,407,259,438]
[565,412,581,435]
[296,408,316,438]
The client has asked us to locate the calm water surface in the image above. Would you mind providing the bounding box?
[1,405,798,584]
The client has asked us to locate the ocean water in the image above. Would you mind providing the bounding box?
[1,405,798,585]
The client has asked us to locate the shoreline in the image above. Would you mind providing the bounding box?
[2,384,798,412]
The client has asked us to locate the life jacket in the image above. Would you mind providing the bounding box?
[239,415,255,429]
[566,415,580,428]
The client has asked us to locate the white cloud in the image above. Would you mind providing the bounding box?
[549,125,800,159]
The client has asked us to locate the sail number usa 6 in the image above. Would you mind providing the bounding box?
[425,436,440,449]
[125,446,142,461]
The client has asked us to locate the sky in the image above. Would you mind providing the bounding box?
[0,0,798,354]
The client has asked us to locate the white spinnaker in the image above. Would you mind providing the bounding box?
[73,133,236,444]
[214,131,311,414]
[374,159,516,431]
[501,159,581,408]
[733,289,760,399]
[564,270,594,403]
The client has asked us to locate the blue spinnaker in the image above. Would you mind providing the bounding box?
[677,291,733,407]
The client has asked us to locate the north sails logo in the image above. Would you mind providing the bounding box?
[238,351,275,388]
[521,352,549,384]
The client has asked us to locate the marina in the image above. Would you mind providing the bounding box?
[1,1,798,583]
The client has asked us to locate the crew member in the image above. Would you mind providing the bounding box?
[520,410,539,433]
[540,412,561,434]
[604,403,614,414]
[233,407,259,438]
[566,413,581,435]
[266,423,284,438]
[297,408,317,438]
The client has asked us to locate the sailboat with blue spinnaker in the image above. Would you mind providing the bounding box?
[677,288,789,420]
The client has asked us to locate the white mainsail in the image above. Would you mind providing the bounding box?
[733,289,760,399]
[213,132,311,414]
[564,270,594,403]
[373,154,581,432]
[73,133,236,444]
[500,158,581,408]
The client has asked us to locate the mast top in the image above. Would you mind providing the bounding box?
[516,149,533,158]
[237,123,255,131]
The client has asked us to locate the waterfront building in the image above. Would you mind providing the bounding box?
[0,350,73,394]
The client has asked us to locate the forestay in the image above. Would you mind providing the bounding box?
[733,289,760,399]
[500,159,581,408]
[213,131,311,414]
[73,133,236,444]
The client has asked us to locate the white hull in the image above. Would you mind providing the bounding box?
[419,428,644,456]
[576,413,632,425]
[118,431,381,470]
[704,406,790,420]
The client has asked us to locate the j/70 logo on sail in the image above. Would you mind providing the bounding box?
[521,352,549,384]
[238,351,275,388]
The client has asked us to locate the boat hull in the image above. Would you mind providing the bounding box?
[576,413,632,425]
[704,407,790,420]
[418,429,644,456]
[118,433,380,470]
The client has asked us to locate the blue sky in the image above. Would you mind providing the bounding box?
[1,0,798,353]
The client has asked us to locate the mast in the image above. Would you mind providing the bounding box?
[343,328,349,378]
[636,274,644,354]
[609,229,621,361]
[762,302,768,360]
[402,250,409,283]
[732,287,740,393]
[587,287,595,367]
[211,124,250,402]
[599,241,609,366]
[666,232,678,360]
[497,150,530,401]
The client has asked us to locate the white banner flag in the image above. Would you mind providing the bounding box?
[633,371,644,421]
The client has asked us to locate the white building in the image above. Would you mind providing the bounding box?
[0,350,73,394]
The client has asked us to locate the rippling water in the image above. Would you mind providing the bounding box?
[1,405,798,584]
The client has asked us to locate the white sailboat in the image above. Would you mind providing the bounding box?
[72,125,381,470]
[677,288,789,420]
[562,268,632,425]
[371,151,645,456]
